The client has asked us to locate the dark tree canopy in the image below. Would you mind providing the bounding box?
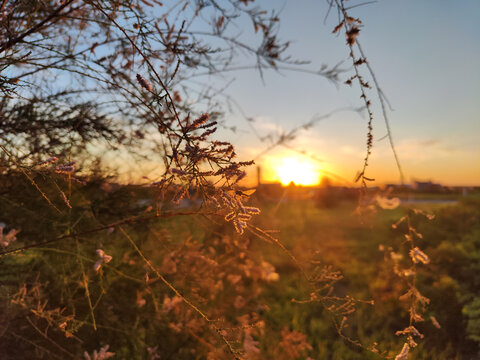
[0,0,314,162]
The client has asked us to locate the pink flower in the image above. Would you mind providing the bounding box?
[94,249,112,272]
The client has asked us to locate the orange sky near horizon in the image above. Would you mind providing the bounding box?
[215,0,480,188]
[105,1,480,188]
[247,146,480,188]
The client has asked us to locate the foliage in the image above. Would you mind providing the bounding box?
[1,0,303,161]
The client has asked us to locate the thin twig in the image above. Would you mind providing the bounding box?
[0,0,77,54]
[0,211,213,257]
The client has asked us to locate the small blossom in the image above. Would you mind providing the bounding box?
[395,325,423,338]
[173,90,182,102]
[261,261,279,282]
[243,333,260,355]
[58,321,73,338]
[94,249,112,272]
[136,290,146,308]
[227,274,242,285]
[399,287,430,306]
[413,208,435,220]
[409,247,430,265]
[169,322,182,333]
[161,252,177,274]
[390,251,403,262]
[162,295,183,313]
[279,327,313,358]
[430,315,441,329]
[147,345,161,360]
[411,309,424,323]
[402,268,415,277]
[0,226,20,247]
[83,345,115,360]
[392,216,407,229]
[408,335,418,348]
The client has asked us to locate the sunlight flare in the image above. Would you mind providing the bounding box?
[275,157,320,186]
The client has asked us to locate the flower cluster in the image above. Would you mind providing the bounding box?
[0,225,19,247]
[94,249,113,272]
[221,190,261,235]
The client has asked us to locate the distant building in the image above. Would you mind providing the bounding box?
[412,180,444,192]
[384,183,412,191]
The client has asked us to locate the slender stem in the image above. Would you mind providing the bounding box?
[89,1,183,130]
[0,211,212,257]
[356,41,405,184]
[119,226,241,359]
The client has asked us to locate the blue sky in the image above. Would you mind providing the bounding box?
[203,0,480,186]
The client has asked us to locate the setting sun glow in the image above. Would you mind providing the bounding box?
[275,158,320,186]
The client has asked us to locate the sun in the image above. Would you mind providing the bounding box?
[275,157,320,186]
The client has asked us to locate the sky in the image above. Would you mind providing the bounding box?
[201,0,480,186]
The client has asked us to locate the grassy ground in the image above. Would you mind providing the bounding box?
[249,196,479,359]
[1,181,479,359]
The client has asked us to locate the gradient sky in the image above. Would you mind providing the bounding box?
[202,0,480,186]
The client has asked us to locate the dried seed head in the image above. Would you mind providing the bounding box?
[136,74,152,91]
[39,156,58,166]
[409,247,430,265]
[233,219,247,234]
[244,206,260,215]
[224,211,236,222]
[332,20,345,34]
[346,16,362,24]
[55,162,76,174]
[346,26,360,45]
[237,213,252,221]
[190,113,210,129]
[395,325,423,338]
[170,168,187,176]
